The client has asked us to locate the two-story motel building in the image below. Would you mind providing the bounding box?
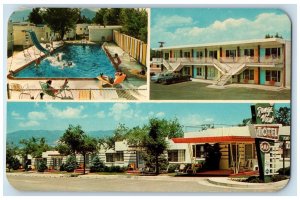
[151,38,291,88]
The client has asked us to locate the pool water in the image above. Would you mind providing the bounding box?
[14,44,116,78]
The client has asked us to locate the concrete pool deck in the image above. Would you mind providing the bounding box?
[6,41,148,101]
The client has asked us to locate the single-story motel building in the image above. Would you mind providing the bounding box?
[22,125,290,175]
[151,38,291,88]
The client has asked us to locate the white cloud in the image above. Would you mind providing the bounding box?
[108,103,144,121]
[151,12,291,47]
[11,111,24,120]
[19,120,39,127]
[155,15,194,28]
[46,104,87,119]
[28,111,47,120]
[180,114,215,126]
[96,111,105,118]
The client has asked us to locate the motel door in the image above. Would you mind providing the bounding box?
[164,53,169,60]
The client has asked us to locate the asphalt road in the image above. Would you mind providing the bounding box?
[150,81,291,100]
[6,174,280,193]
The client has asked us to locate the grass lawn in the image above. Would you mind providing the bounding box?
[150,82,291,100]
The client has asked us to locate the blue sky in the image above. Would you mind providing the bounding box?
[7,102,289,133]
[150,8,291,48]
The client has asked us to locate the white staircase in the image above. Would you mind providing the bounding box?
[215,63,246,86]
[162,59,174,71]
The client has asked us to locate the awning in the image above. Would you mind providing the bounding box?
[172,136,254,143]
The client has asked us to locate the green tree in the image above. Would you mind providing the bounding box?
[77,135,98,174]
[238,118,252,126]
[143,118,169,175]
[58,125,98,174]
[275,107,291,126]
[93,8,109,25]
[42,8,80,40]
[77,15,92,24]
[120,9,148,42]
[58,125,85,155]
[19,137,51,170]
[6,142,21,172]
[28,8,44,24]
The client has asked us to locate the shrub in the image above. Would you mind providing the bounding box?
[90,156,105,172]
[271,175,288,182]
[59,163,66,171]
[243,176,264,183]
[277,167,290,176]
[37,160,48,172]
[11,158,21,170]
[103,165,126,173]
[167,164,180,173]
[64,155,77,172]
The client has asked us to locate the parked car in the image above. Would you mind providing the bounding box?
[151,72,191,84]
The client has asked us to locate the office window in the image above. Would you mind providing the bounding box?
[245,144,255,160]
[192,145,205,158]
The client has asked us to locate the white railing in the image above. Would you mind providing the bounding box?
[152,55,283,66]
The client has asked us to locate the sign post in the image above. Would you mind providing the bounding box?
[249,104,280,182]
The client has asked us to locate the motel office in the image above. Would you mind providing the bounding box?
[27,125,290,175]
[151,38,291,88]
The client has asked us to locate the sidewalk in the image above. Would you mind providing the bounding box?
[207,177,289,190]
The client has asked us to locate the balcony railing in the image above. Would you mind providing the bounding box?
[153,56,283,65]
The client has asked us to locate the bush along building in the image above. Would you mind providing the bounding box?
[151,38,291,88]
[19,125,290,175]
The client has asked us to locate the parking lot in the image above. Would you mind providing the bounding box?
[150,81,291,100]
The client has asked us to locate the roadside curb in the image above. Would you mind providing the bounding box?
[207,177,289,189]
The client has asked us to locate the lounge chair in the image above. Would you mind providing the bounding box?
[39,80,73,99]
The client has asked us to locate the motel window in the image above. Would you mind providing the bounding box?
[106,153,114,162]
[244,144,255,161]
[207,67,216,78]
[244,49,254,57]
[183,67,190,75]
[209,51,218,59]
[265,48,281,58]
[280,142,291,159]
[243,69,254,80]
[184,52,191,58]
[266,70,281,82]
[168,150,185,162]
[80,28,82,30]
[192,145,205,159]
[196,51,203,58]
[106,151,124,162]
[226,50,236,57]
[196,67,203,76]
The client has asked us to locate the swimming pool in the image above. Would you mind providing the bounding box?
[14,44,116,78]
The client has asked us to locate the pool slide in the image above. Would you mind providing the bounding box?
[27,31,50,54]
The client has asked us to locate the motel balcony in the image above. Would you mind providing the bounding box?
[153,56,283,66]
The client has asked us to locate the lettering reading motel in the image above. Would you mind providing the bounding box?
[255,126,279,140]
[256,106,274,123]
